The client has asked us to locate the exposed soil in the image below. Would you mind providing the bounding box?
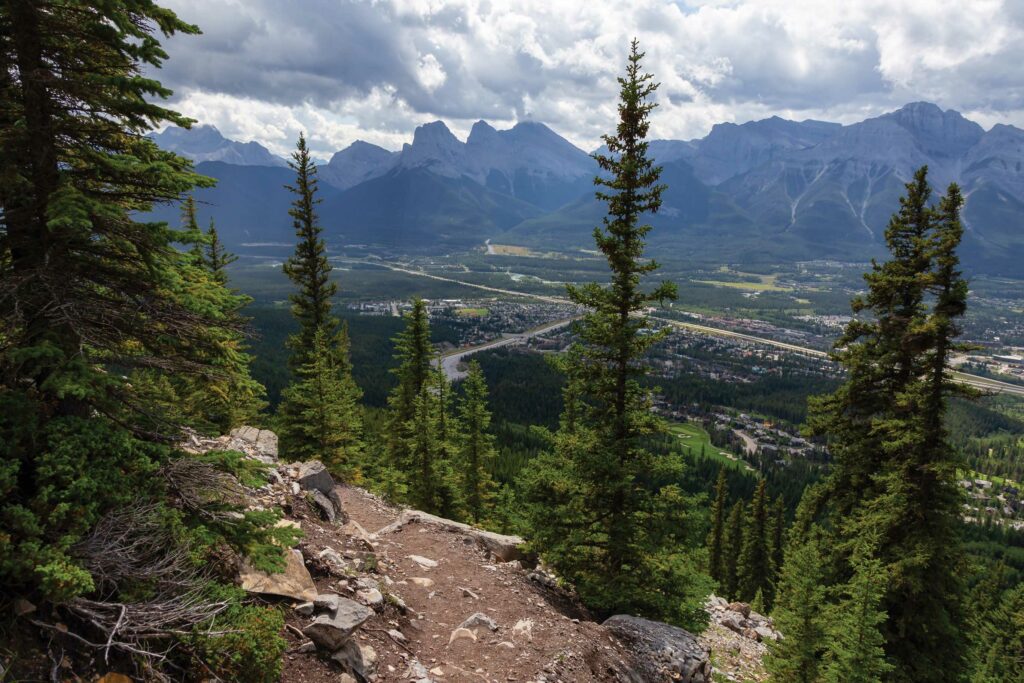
[280,485,638,683]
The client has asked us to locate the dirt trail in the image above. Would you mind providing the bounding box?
[280,485,635,683]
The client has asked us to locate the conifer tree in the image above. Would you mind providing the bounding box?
[707,468,729,588]
[387,299,433,474]
[0,0,283,606]
[809,169,971,682]
[277,326,362,474]
[970,583,1024,683]
[204,218,236,282]
[282,132,337,371]
[407,385,442,513]
[457,361,497,522]
[766,531,828,683]
[737,479,770,601]
[523,40,710,629]
[722,501,744,600]
[821,541,893,683]
[767,494,785,609]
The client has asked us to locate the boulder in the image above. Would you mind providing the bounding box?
[602,614,712,683]
[302,594,373,650]
[296,461,334,496]
[309,489,338,523]
[377,509,527,563]
[239,548,317,602]
[331,640,377,682]
[726,601,751,618]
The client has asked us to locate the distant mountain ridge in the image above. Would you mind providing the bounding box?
[151,125,287,167]
[149,104,1024,275]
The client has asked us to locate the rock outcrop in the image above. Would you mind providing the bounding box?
[603,614,713,683]
[375,508,527,562]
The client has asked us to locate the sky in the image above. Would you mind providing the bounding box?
[154,0,1024,159]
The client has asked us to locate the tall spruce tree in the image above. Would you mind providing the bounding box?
[809,167,972,682]
[722,500,744,600]
[767,494,785,610]
[822,540,893,683]
[765,530,828,683]
[523,40,710,629]
[277,325,362,474]
[0,0,281,605]
[282,132,337,372]
[204,218,236,282]
[708,468,729,588]
[457,361,497,522]
[387,298,433,474]
[737,479,770,601]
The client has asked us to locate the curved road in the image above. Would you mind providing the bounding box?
[438,318,574,381]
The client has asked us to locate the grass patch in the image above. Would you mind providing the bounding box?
[456,307,489,317]
[667,421,751,472]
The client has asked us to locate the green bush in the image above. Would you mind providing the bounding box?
[0,409,165,601]
[188,585,286,683]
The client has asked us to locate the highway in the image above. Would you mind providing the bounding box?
[438,318,574,381]
[347,257,1024,397]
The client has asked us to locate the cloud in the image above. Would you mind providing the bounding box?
[153,0,1024,157]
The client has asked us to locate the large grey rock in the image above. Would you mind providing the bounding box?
[302,594,373,650]
[375,509,527,563]
[602,615,712,683]
[309,489,338,523]
[296,461,334,496]
[331,640,377,682]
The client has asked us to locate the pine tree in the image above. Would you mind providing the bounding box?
[767,494,785,610]
[407,385,442,513]
[822,541,893,683]
[722,501,744,600]
[765,531,828,683]
[707,468,729,588]
[809,169,971,682]
[737,479,770,601]
[457,361,497,522]
[522,40,710,629]
[282,132,337,372]
[387,299,433,475]
[970,584,1024,683]
[277,326,362,475]
[204,218,236,282]
[0,0,282,603]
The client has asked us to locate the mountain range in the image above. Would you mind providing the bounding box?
[148,103,1024,274]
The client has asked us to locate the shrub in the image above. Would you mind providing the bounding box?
[188,585,286,683]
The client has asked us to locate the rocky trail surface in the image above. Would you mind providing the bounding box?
[216,427,770,683]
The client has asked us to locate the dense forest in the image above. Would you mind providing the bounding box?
[1,3,1022,682]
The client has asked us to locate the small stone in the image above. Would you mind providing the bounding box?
[12,598,36,617]
[356,587,384,609]
[512,619,533,642]
[408,554,438,569]
[430,667,445,676]
[409,577,435,588]
[388,628,408,644]
[297,641,316,653]
[294,601,314,616]
[497,641,515,649]
[461,587,479,599]
[459,612,498,632]
[449,627,477,645]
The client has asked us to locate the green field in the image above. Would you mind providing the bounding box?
[667,421,753,472]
